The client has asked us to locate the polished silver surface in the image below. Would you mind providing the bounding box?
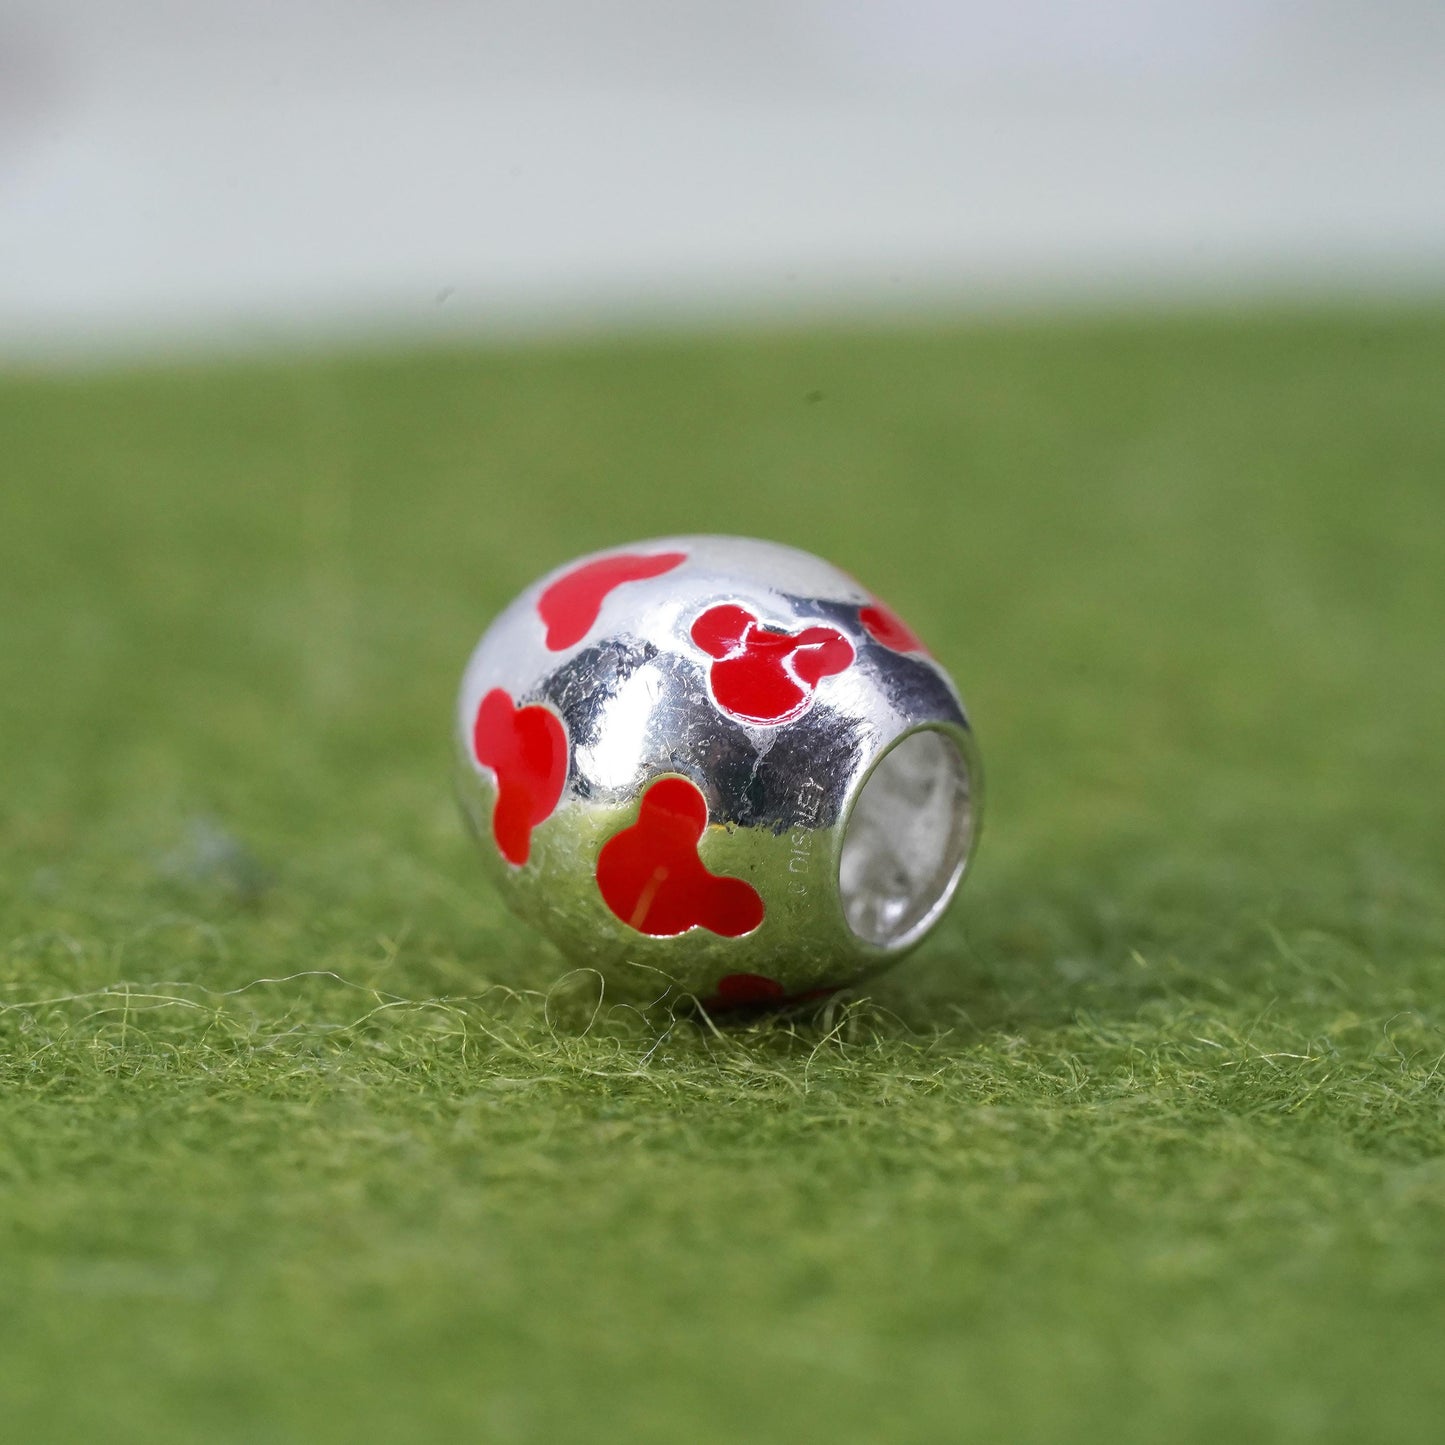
[456,535,982,1007]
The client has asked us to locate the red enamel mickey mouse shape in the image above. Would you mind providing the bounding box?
[690,604,855,724]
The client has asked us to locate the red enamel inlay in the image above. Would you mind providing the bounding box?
[537,551,687,651]
[859,601,927,655]
[701,975,841,1013]
[690,604,854,725]
[596,777,764,938]
[710,973,786,1008]
[472,689,568,866]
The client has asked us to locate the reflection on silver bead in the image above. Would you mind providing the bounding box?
[455,535,982,1009]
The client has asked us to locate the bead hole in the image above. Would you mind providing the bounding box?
[839,728,974,949]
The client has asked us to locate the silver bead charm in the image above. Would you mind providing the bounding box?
[456,536,981,1008]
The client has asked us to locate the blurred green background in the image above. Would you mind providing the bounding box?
[2,313,1443,1442]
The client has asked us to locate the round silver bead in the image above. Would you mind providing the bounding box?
[456,535,982,1008]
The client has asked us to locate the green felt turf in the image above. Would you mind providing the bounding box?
[2,312,1443,1443]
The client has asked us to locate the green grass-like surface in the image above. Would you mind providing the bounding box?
[3,314,1443,1442]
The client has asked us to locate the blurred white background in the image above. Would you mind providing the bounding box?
[2,1,1443,360]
